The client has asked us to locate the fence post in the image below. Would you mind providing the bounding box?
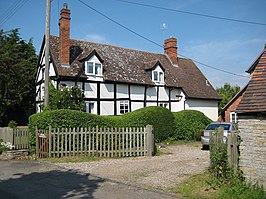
[227,132,232,168]
[227,131,239,173]
[35,126,39,158]
[48,126,52,158]
[96,126,99,156]
[146,125,154,157]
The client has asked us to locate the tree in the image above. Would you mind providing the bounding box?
[216,83,240,113]
[47,84,84,111]
[0,29,37,126]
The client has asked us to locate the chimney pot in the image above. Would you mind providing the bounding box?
[164,37,178,65]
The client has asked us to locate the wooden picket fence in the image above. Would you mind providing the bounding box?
[36,125,154,158]
[210,127,240,173]
[0,127,30,149]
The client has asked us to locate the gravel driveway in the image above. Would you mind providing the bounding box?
[56,143,210,192]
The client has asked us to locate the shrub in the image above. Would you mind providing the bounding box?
[29,106,175,145]
[172,110,212,141]
[119,106,175,142]
[8,120,17,128]
[29,109,109,145]
[209,129,229,181]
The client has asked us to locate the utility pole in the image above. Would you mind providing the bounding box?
[44,0,51,107]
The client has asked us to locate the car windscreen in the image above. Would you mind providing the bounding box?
[206,124,231,130]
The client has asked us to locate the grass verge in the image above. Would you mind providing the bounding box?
[173,172,219,199]
[173,172,266,199]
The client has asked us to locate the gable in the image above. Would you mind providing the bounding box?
[35,38,57,84]
[237,47,266,113]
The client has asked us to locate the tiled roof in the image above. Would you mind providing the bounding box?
[237,47,266,113]
[49,36,220,100]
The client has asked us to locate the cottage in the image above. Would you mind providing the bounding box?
[35,4,220,120]
[236,46,266,189]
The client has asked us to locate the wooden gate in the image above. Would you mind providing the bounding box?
[36,127,50,158]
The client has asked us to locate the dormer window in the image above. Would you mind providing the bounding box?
[85,61,102,76]
[152,65,164,84]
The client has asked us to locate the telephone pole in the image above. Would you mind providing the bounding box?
[44,0,51,107]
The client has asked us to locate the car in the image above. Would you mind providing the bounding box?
[201,122,235,150]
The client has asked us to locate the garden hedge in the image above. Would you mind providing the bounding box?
[29,106,175,144]
[172,110,212,141]
[119,106,175,142]
[29,107,211,146]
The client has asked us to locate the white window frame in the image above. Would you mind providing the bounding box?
[230,112,238,123]
[119,100,129,114]
[85,101,96,114]
[85,61,103,76]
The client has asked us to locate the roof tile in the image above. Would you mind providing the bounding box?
[49,36,220,100]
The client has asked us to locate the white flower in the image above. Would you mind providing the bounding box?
[0,141,15,150]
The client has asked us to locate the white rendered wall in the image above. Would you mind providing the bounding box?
[131,102,144,112]
[100,84,114,98]
[146,102,157,107]
[101,101,114,115]
[146,87,157,101]
[60,81,82,88]
[84,83,97,98]
[117,84,128,98]
[158,87,169,101]
[130,85,145,100]
[185,99,218,121]
[171,89,186,112]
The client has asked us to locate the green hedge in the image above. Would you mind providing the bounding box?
[119,106,175,142]
[29,108,211,146]
[29,106,175,144]
[172,110,212,141]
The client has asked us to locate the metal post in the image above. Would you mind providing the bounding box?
[44,0,51,107]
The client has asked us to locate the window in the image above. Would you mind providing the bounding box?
[206,123,231,131]
[230,112,238,123]
[152,67,164,84]
[95,63,101,75]
[159,103,168,108]
[153,71,158,81]
[85,102,95,114]
[159,72,164,82]
[120,100,129,114]
[87,62,93,74]
[85,61,102,76]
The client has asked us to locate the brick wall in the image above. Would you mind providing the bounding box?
[224,93,244,122]
[238,114,266,189]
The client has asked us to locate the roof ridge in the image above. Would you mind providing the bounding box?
[51,35,167,56]
[50,35,191,62]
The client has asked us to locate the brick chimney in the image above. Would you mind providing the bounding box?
[59,3,70,66]
[164,37,178,64]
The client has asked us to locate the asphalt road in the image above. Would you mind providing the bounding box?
[0,160,179,199]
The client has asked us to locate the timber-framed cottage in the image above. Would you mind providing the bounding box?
[35,3,221,120]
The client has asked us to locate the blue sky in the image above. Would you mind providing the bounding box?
[1,0,266,88]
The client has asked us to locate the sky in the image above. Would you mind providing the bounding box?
[1,0,266,89]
